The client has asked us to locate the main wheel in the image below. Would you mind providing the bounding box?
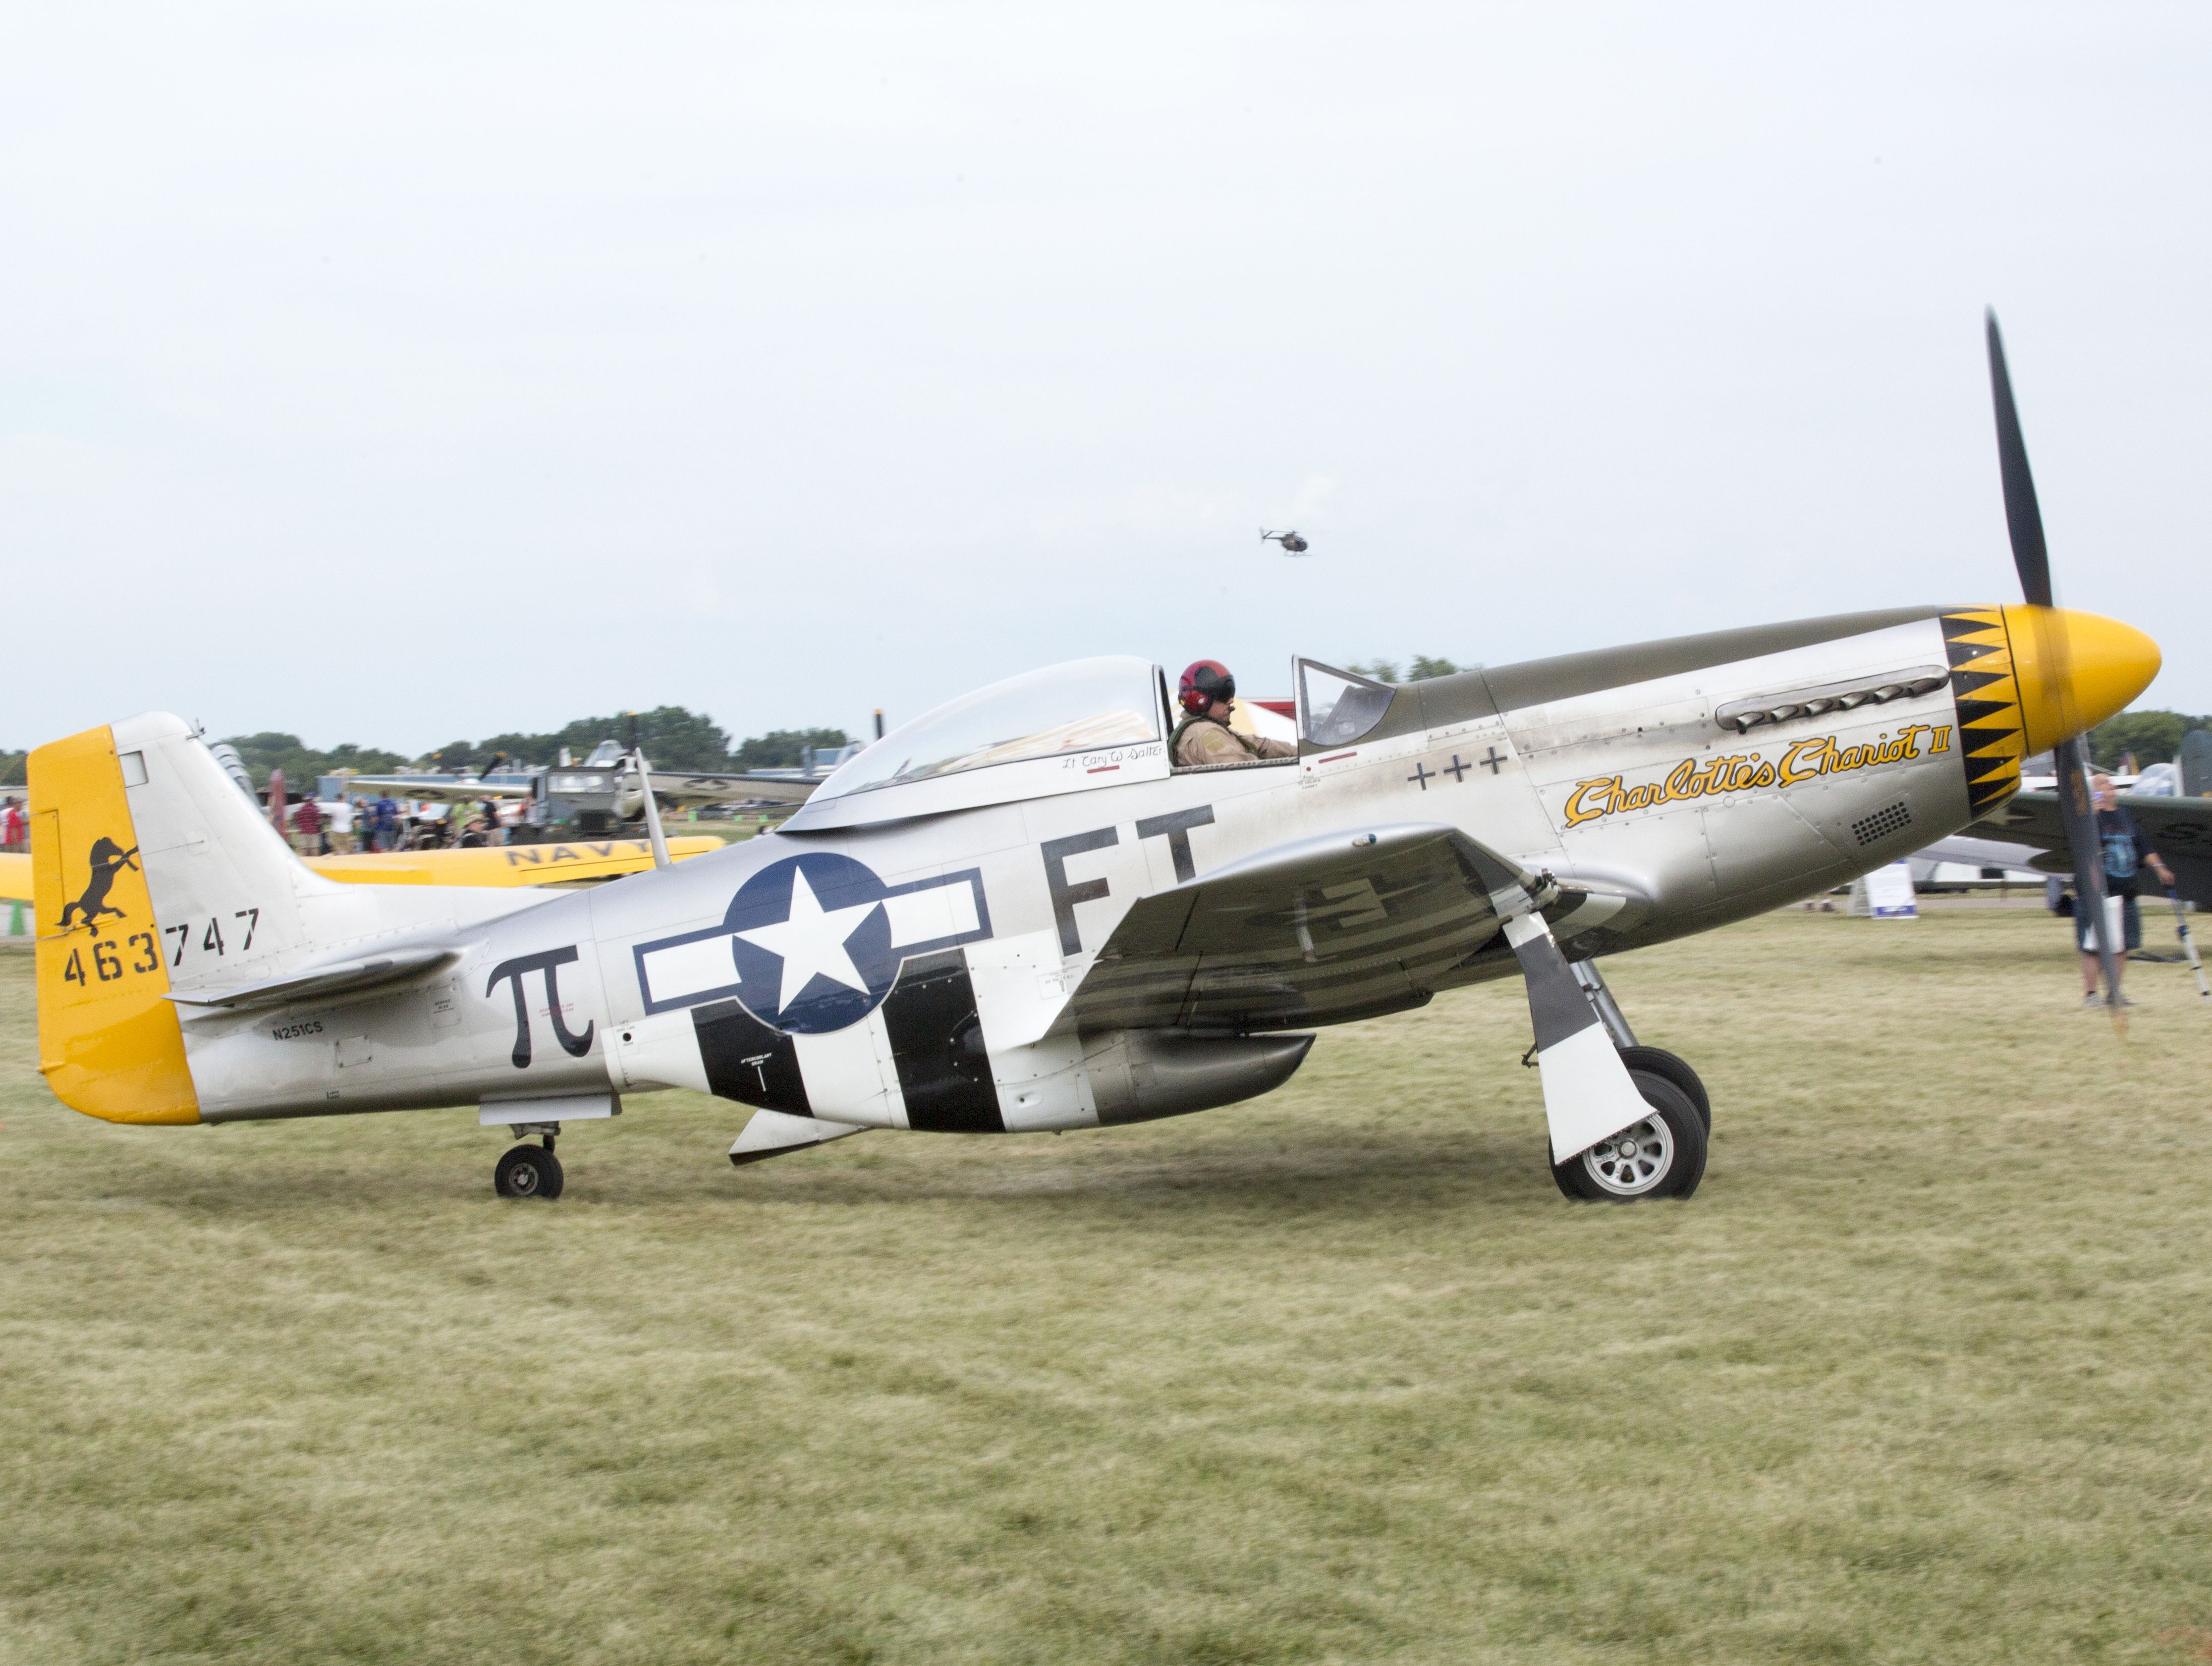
[494,1143,565,1200]
[1551,1070,1708,1202]
[1617,1045,1710,1133]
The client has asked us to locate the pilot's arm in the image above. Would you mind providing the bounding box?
[1176,721,1295,767]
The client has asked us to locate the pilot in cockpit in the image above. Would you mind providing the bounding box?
[1171,660,1298,768]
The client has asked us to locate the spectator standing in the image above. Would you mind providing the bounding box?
[328,797,355,853]
[294,796,327,856]
[2078,773,2176,1006]
[374,793,400,853]
[0,797,25,852]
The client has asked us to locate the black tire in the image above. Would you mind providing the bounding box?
[1617,1045,1710,1134]
[1551,1146,1595,1200]
[494,1143,564,1200]
[1550,1070,1708,1202]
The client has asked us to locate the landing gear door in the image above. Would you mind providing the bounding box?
[1293,659,1396,754]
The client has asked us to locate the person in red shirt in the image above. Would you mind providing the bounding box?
[293,797,328,857]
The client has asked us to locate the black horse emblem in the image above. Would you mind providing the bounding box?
[58,837,140,936]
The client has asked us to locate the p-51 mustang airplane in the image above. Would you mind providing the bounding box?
[27,318,2161,1202]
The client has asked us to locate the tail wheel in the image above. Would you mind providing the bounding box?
[1616,1045,1710,1133]
[1552,1070,1708,1202]
[494,1143,565,1200]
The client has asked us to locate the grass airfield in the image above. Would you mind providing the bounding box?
[3,903,2211,1666]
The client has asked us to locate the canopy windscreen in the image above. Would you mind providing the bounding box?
[814,657,1161,800]
[1298,661,1395,749]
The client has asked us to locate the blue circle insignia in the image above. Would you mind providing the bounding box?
[724,854,895,1034]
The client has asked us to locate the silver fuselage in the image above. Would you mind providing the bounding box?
[155,604,2010,1133]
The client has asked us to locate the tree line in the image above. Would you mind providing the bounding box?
[1346,656,1463,684]
[211,708,851,788]
[2084,709,2209,771]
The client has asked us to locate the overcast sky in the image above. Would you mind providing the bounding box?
[4,3,2208,755]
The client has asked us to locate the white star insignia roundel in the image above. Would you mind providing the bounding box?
[732,867,882,1018]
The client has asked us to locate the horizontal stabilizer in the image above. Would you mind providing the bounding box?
[166,948,456,1011]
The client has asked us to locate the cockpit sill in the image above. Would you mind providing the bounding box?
[1170,757,1297,776]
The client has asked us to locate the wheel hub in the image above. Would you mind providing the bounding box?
[1580,1114,1674,1197]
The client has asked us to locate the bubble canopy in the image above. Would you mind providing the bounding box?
[785,656,1170,829]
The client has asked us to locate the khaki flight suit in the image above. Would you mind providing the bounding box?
[1172,712,1298,768]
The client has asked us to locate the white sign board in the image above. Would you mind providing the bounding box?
[1863,861,1918,918]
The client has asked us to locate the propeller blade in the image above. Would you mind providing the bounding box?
[1987,310,2053,608]
[1986,313,2121,1023]
[2056,734,2126,1028]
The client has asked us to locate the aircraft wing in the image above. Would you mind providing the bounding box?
[644,771,820,805]
[340,776,536,803]
[1067,821,1650,1160]
[1979,790,2212,906]
[1069,822,1550,1034]
[343,770,817,806]
[0,851,28,905]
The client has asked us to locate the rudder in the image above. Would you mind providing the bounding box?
[31,725,199,1124]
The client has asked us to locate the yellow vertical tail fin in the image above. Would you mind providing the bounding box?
[30,725,199,1124]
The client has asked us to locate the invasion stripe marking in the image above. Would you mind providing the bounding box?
[694,999,810,1115]
[880,950,1001,1133]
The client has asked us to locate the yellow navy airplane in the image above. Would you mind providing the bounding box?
[0,835,729,904]
[24,318,2162,1202]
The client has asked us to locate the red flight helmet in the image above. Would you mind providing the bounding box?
[1178,660,1235,716]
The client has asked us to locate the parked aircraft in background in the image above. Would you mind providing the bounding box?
[1970,789,2212,909]
[342,737,832,837]
[1910,749,2212,903]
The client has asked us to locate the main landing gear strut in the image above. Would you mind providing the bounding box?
[494,1123,564,1199]
[1554,961,1710,1202]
